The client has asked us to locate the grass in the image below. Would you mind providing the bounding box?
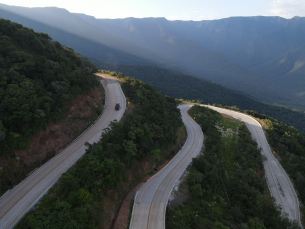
[217,117,243,182]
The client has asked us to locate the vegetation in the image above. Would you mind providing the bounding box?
[0,18,100,195]
[0,18,98,155]
[227,108,305,226]
[95,63,305,133]
[166,105,300,229]
[16,73,182,228]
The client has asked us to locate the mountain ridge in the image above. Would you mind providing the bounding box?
[1,4,305,110]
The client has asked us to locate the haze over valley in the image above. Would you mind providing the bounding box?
[1,3,305,111]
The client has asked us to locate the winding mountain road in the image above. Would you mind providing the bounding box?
[0,77,301,229]
[130,104,302,229]
[206,105,301,226]
[0,74,126,229]
[130,104,204,229]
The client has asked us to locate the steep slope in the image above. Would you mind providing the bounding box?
[160,16,288,59]
[0,18,104,195]
[255,44,305,92]
[85,16,287,61]
[234,16,305,69]
[0,18,100,153]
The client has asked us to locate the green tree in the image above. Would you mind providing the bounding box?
[0,121,6,141]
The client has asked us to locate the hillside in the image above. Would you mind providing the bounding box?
[234,16,305,69]
[253,44,305,109]
[0,4,178,69]
[16,74,183,229]
[94,61,305,133]
[0,18,102,194]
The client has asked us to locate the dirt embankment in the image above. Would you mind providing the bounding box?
[220,113,234,120]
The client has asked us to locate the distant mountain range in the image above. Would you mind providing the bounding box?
[0,4,305,110]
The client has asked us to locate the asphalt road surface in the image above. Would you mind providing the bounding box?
[205,105,301,227]
[0,74,126,229]
[130,104,204,229]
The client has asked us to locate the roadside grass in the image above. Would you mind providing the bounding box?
[218,118,242,182]
[214,117,242,216]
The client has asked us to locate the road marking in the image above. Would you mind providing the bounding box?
[0,82,120,222]
[146,109,197,229]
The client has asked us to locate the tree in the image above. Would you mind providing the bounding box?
[0,121,6,141]
[248,219,266,229]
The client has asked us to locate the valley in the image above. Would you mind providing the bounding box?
[1,4,304,110]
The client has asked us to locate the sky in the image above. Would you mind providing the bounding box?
[1,0,305,20]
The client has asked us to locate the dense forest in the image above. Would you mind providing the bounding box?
[166,105,300,229]
[16,73,182,228]
[92,61,305,133]
[0,18,99,157]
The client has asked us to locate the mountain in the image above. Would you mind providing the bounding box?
[94,60,305,133]
[0,4,178,68]
[78,15,305,109]
[1,4,305,110]
[96,16,287,62]
[253,44,305,108]
[83,16,278,97]
[0,4,281,104]
[176,16,287,59]
[233,16,305,69]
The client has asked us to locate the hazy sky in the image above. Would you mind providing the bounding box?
[1,0,305,20]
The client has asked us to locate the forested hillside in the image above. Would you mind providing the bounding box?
[94,61,305,133]
[0,18,102,196]
[166,105,300,229]
[0,18,99,155]
[16,73,183,228]
[253,44,305,109]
